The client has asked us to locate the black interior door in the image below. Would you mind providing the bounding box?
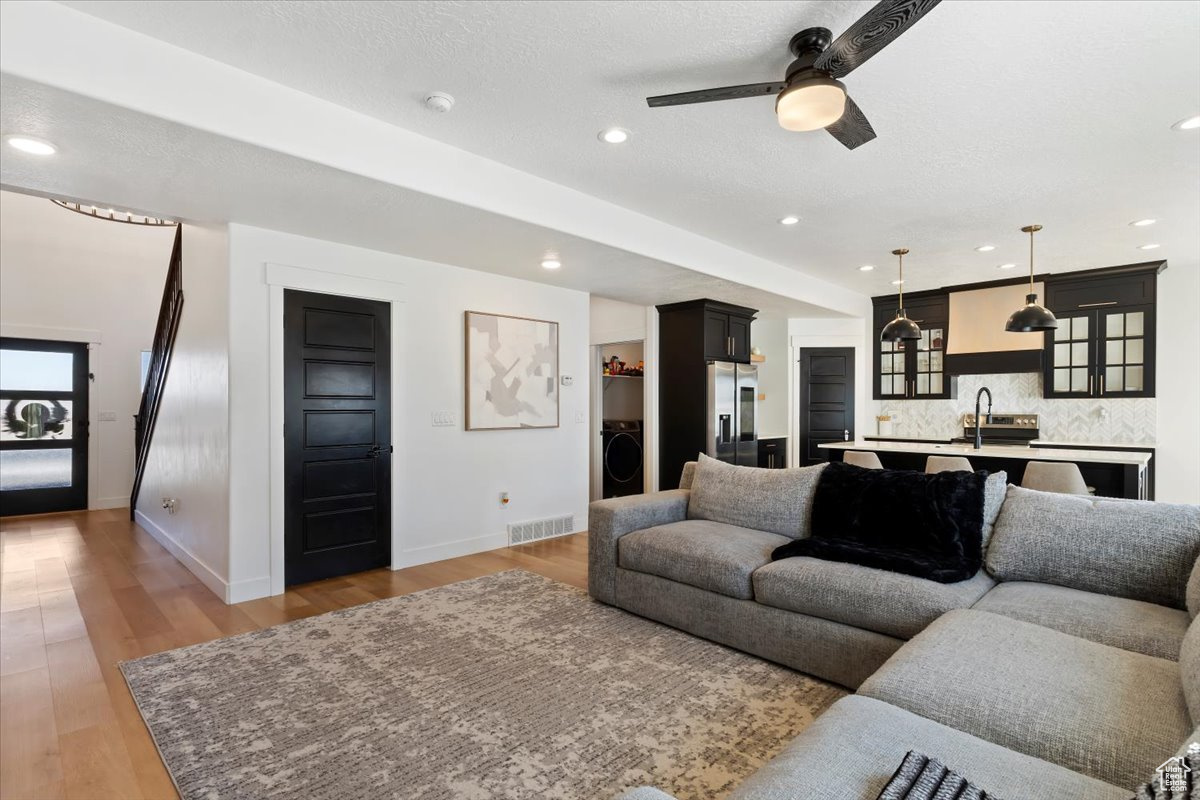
[0,338,89,516]
[284,290,391,585]
[798,347,856,465]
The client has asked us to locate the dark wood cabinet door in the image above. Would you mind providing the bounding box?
[757,437,787,469]
[728,315,751,362]
[284,290,391,586]
[703,310,729,360]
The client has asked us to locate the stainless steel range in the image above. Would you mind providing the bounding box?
[951,413,1040,446]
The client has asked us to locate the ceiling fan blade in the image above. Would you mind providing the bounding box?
[826,97,876,149]
[646,82,786,107]
[815,0,941,78]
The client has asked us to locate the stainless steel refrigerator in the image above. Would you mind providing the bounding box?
[706,362,758,466]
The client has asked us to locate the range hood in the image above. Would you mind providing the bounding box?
[945,283,1045,375]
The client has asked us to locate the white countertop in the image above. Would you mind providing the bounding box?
[821,440,1151,467]
[1031,439,1156,450]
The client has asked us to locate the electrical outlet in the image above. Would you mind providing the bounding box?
[561,375,573,386]
[575,411,585,424]
[431,411,457,427]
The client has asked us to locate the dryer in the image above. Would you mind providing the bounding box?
[602,419,643,498]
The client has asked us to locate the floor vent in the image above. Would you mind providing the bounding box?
[508,514,576,545]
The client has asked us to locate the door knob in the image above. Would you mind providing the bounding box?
[367,445,393,458]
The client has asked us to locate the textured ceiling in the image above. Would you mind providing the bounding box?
[0,74,835,318]
[55,0,1200,292]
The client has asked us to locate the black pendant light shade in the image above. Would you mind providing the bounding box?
[880,248,922,342]
[1005,294,1058,332]
[881,311,922,341]
[1005,224,1058,332]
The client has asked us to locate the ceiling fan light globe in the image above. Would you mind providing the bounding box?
[775,77,847,132]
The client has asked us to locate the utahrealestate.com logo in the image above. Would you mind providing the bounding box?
[1156,743,1199,791]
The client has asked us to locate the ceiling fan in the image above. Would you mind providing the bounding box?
[645,0,941,150]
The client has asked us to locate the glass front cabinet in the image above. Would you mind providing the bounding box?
[872,295,950,400]
[1043,265,1159,399]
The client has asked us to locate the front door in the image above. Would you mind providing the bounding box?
[798,347,855,466]
[284,290,391,585]
[0,338,90,516]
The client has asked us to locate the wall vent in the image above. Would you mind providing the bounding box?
[507,514,576,545]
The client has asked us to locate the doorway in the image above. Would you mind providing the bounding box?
[594,340,645,499]
[0,338,90,516]
[797,347,855,466]
[283,290,391,585]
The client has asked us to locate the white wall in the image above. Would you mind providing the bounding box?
[0,190,174,508]
[590,296,647,345]
[227,224,590,598]
[134,223,231,598]
[751,317,790,438]
[1156,262,1200,503]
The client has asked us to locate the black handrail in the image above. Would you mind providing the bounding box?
[130,224,184,518]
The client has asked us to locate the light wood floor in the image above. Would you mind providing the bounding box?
[0,508,588,800]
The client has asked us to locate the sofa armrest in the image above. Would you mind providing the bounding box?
[611,788,680,800]
[588,490,689,604]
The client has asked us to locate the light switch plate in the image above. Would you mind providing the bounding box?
[431,411,457,427]
[98,411,118,422]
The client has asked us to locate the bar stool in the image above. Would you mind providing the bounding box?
[926,455,973,474]
[843,451,884,469]
[1021,461,1089,495]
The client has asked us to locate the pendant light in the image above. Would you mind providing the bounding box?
[880,248,922,342]
[1004,224,1058,332]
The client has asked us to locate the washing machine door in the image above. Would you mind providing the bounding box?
[604,431,643,486]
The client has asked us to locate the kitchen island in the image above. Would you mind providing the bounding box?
[820,440,1151,500]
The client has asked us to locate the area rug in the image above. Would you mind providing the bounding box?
[122,570,845,800]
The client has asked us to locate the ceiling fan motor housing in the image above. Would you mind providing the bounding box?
[785,27,834,85]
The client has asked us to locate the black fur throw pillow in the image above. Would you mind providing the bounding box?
[772,461,986,583]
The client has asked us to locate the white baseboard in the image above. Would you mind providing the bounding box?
[392,531,509,569]
[134,510,229,601]
[92,496,130,511]
[226,575,273,604]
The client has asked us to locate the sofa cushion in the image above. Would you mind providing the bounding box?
[1188,556,1200,618]
[687,454,825,538]
[986,486,1200,608]
[724,696,1129,800]
[618,520,790,600]
[752,557,994,640]
[858,609,1189,790]
[1182,617,1200,723]
[971,581,1191,660]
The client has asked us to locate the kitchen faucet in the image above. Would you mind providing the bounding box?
[974,387,993,450]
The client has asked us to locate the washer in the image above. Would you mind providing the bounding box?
[602,419,643,498]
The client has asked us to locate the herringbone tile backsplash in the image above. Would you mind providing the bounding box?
[878,372,1156,445]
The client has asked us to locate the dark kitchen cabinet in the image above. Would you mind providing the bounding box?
[872,293,951,400]
[657,299,758,486]
[1043,263,1160,398]
[758,437,787,469]
[702,305,753,362]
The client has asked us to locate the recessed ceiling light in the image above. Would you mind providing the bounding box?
[541,258,562,270]
[598,128,629,144]
[858,264,875,272]
[890,279,904,285]
[997,263,1017,269]
[4,135,56,155]
[974,244,996,253]
[1130,219,1157,227]
[778,215,800,225]
[1172,115,1200,131]
[1137,244,1160,250]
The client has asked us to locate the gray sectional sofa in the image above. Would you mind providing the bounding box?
[589,456,1200,798]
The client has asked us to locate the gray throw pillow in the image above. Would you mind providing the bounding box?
[687,453,826,538]
[876,751,1000,799]
[986,486,1200,608]
[980,471,1008,552]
